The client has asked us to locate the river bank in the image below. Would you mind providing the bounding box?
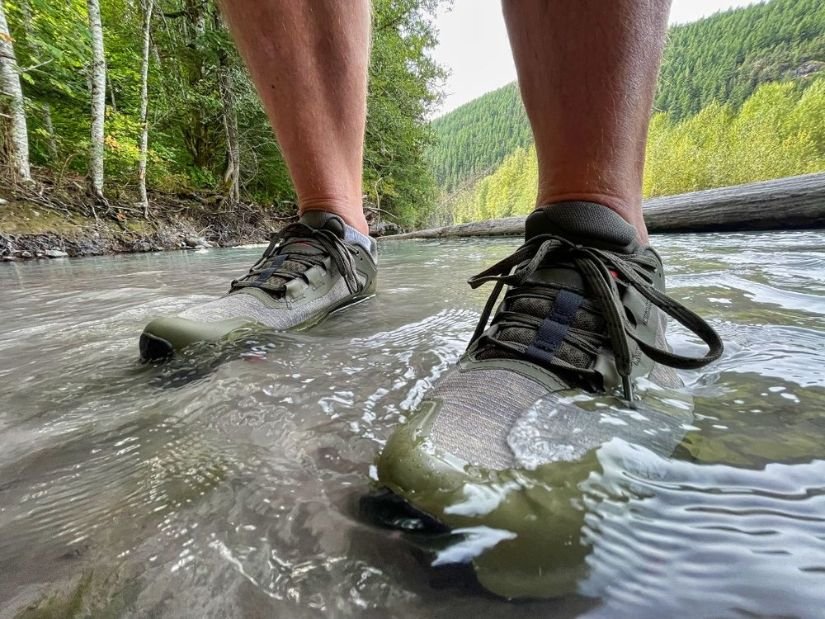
[5,172,822,262]
[0,177,293,262]
[0,177,402,261]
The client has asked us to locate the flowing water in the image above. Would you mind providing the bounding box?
[1,231,825,618]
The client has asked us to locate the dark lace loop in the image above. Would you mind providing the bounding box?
[231,222,359,295]
[467,234,724,401]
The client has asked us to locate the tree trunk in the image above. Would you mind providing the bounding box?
[219,63,240,204]
[0,0,32,182]
[43,103,58,161]
[20,0,31,27]
[215,10,239,203]
[179,0,210,170]
[108,76,116,112]
[87,0,106,199]
[387,173,825,239]
[137,0,153,216]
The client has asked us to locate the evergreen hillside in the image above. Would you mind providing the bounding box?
[659,0,825,119]
[429,83,531,192]
[430,0,825,193]
[447,77,825,224]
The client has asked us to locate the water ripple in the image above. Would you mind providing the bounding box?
[0,234,824,617]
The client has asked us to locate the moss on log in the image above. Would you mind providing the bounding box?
[387,173,825,240]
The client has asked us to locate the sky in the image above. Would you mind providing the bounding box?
[430,0,763,116]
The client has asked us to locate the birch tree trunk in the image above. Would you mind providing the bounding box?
[43,103,58,161]
[87,0,106,199]
[0,0,32,182]
[214,9,239,204]
[137,0,153,216]
[219,63,240,204]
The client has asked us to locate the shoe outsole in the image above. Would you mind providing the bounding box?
[358,487,490,580]
[360,488,490,593]
[360,487,450,534]
[139,331,174,361]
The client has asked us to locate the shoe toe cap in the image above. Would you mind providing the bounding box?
[376,397,594,599]
[140,316,256,359]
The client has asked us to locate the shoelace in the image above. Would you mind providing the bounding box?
[467,233,724,402]
[230,222,360,295]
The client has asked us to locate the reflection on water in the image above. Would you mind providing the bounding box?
[1,231,824,617]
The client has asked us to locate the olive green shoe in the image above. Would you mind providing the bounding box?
[140,211,377,360]
[375,202,723,598]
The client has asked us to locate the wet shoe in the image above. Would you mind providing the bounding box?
[140,211,377,360]
[375,202,723,598]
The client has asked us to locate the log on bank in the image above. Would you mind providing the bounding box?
[386,172,825,240]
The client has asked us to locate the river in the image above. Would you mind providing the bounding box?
[1,231,825,618]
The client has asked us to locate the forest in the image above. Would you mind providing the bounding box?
[430,0,825,199]
[2,0,825,241]
[429,83,531,193]
[0,0,444,232]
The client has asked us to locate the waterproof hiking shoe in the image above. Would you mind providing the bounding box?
[140,211,377,360]
[375,202,723,598]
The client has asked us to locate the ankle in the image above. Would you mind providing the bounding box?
[299,197,369,235]
[537,192,648,243]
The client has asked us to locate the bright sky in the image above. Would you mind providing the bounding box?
[431,0,763,116]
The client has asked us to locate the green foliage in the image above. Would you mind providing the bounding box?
[6,0,91,165]
[365,0,445,228]
[449,145,537,224]
[4,0,444,226]
[429,83,531,193]
[657,0,825,120]
[431,0,825,195]
[450,78,825,223]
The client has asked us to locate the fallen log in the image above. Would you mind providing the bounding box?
[386,172,825,240]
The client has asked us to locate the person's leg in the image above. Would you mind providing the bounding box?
[219,0,370,235]
[140,1,377,359]
[376,2,722,594]
[502,0,672,242]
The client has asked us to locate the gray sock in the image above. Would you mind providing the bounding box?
[344,224,377,259]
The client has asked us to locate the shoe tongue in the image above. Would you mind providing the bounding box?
[298,210,346,239]
[525,202,638,250]
[234,211,344,296]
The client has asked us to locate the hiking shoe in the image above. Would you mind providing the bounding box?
[140,211,377,360]
[375,202,723,598]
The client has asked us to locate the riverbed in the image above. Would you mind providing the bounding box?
[1,232,825,618]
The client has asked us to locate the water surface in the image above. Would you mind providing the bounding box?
[1,232,824,618]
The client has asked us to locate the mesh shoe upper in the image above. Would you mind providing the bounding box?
[178,211,377,329]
